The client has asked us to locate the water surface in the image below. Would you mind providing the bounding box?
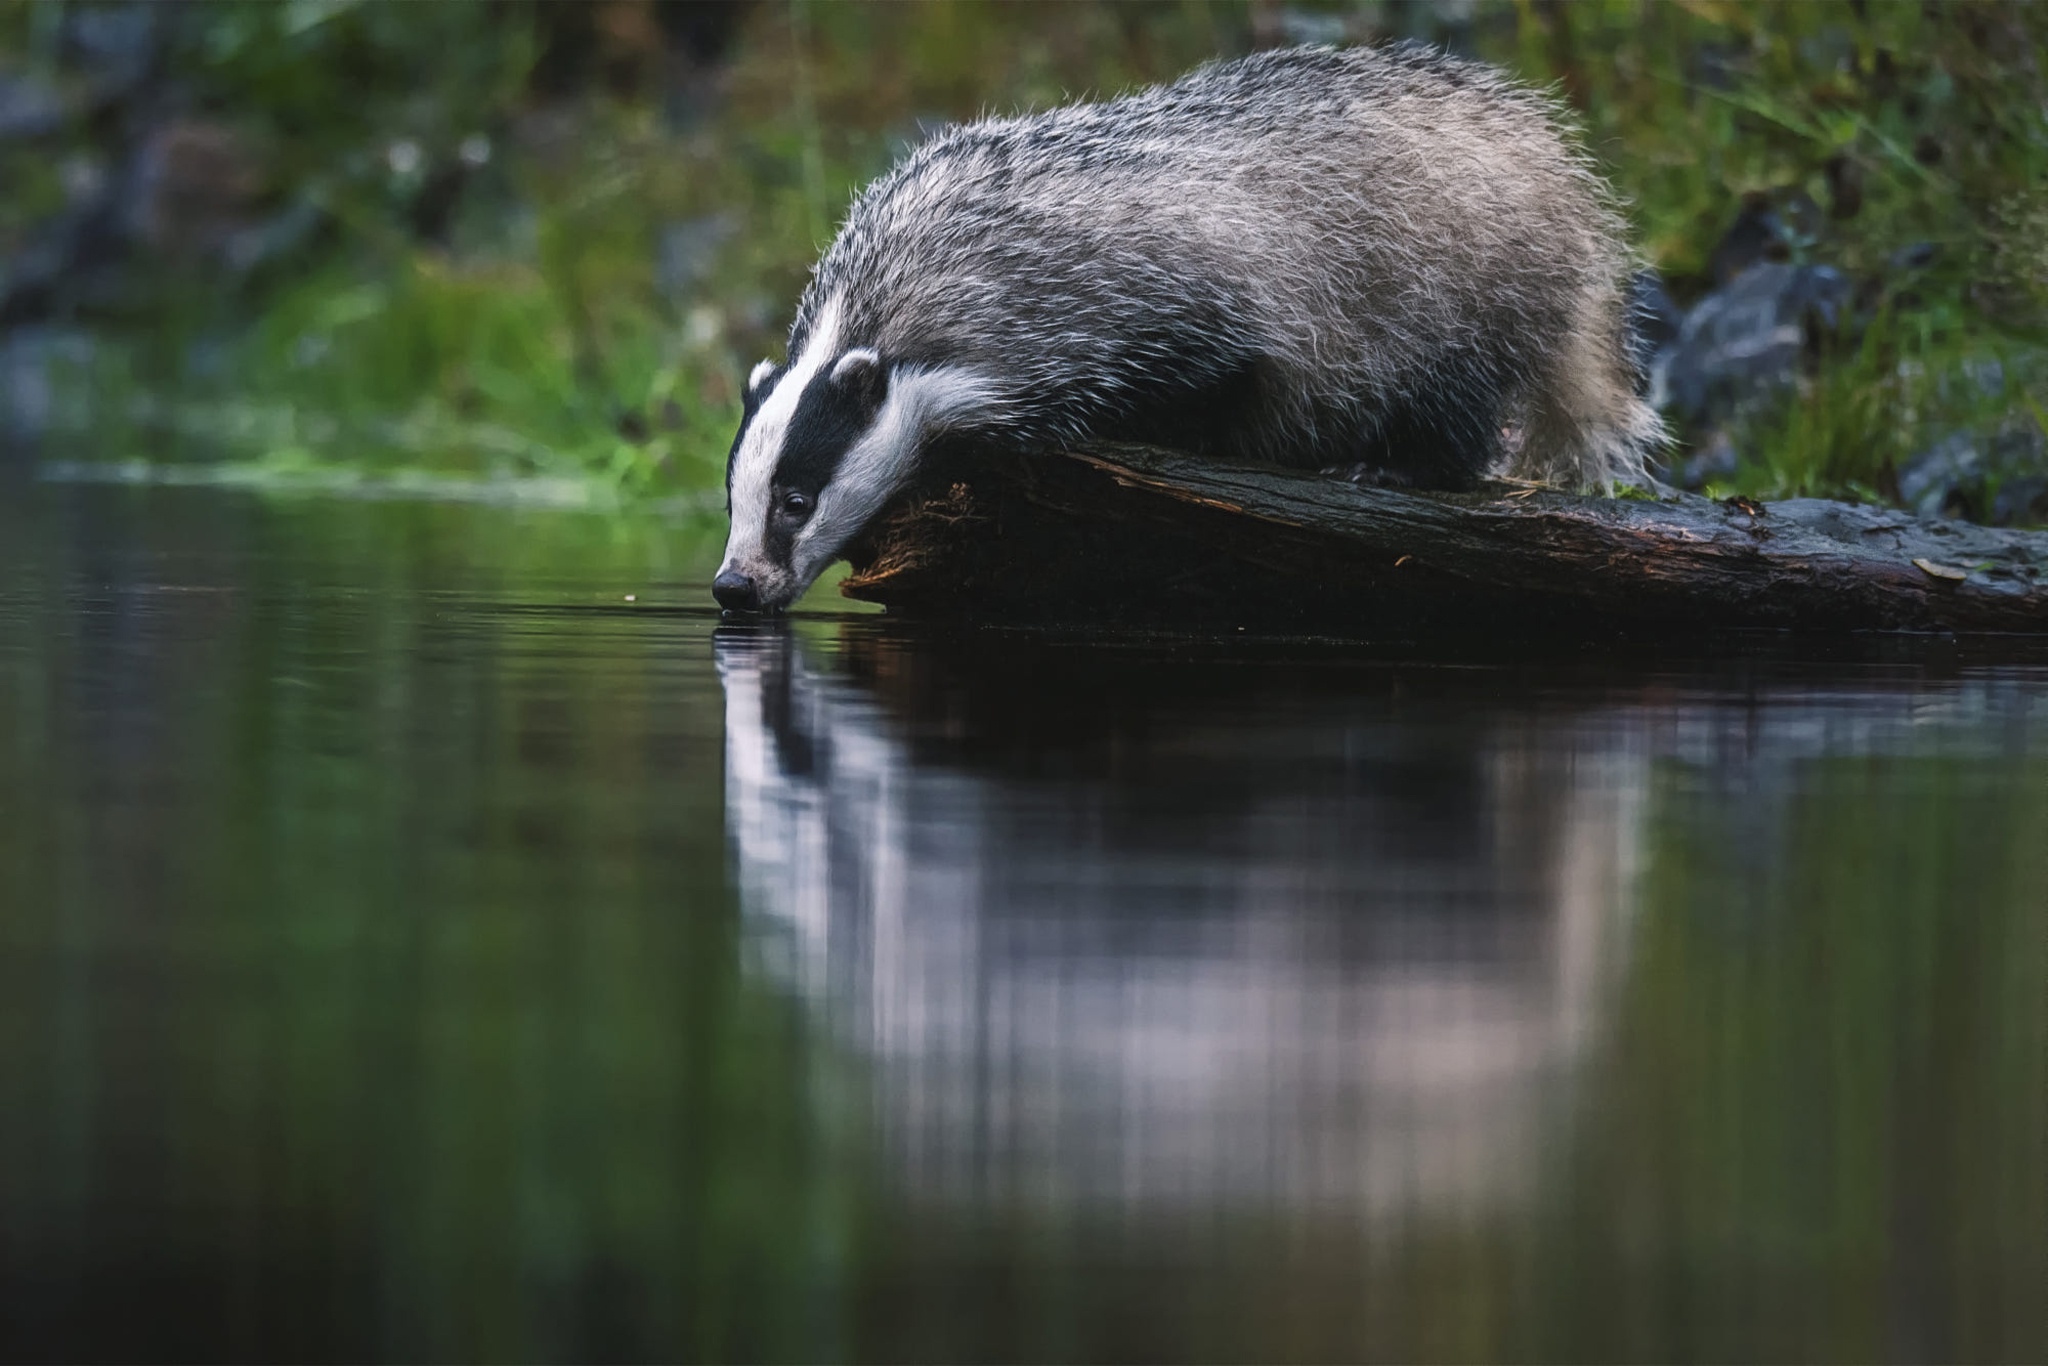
[2,482,2044,1362]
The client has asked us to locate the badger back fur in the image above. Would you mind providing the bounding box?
[716,42,1665,612]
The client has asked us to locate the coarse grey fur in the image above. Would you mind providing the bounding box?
[718,42,1666,612]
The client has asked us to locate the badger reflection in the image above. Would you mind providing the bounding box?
[716,626,1644,1216]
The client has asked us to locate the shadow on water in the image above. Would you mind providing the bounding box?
[0,485,2044,1362]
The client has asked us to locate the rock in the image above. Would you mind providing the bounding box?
[0,185,127,326]
[0,326,95,447]
[1994,477,2048,528]
[1701,188,1824,285]
[1665,430,1742,491]
[1989,423,2048,527]
[0,73,69,142]
[1707,194,1788,286]
[59,3,167,96]
[1899,432,1981,517]
[1900,422,2048,525]
[1650,261,1852,426]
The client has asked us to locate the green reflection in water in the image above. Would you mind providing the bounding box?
[0,486,851,1361]
[0,483,2042,1362]
[1552,747,2048,1360]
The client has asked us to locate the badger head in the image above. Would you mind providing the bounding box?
[714,300,995,613]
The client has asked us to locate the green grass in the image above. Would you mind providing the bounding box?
[1505,0,2048,508]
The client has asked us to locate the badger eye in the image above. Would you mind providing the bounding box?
[780,491,812,518]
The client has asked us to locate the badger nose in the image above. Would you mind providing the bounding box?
[712,569,762,613]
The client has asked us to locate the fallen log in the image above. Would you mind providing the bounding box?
[839,443,2048,635]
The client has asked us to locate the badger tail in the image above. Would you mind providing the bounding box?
[1513,281,1669,491]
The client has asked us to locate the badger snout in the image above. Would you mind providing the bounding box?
[712,568,765,613]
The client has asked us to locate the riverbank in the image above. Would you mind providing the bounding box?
[3,1,2043,522]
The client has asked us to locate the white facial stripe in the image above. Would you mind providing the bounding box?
[720,295,844,578]
[786,365,1003,594]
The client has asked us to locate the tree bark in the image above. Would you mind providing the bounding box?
[839,444,2048,635]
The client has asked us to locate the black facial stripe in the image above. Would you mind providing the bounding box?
[754,363,890,566]
[727,363,787,492]
[725,407,756,495]
[774,369,876,497]
[762,511,798,566]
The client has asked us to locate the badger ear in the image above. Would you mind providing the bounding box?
[830,347,888,410]
[746,359,777,395]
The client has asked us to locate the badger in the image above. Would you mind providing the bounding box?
[715,42,1664,613]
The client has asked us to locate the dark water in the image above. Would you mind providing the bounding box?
[3,483,2046,1363]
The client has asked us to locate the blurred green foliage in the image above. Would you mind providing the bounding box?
[7,0,2045,516]
[1519,0,2048,506]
